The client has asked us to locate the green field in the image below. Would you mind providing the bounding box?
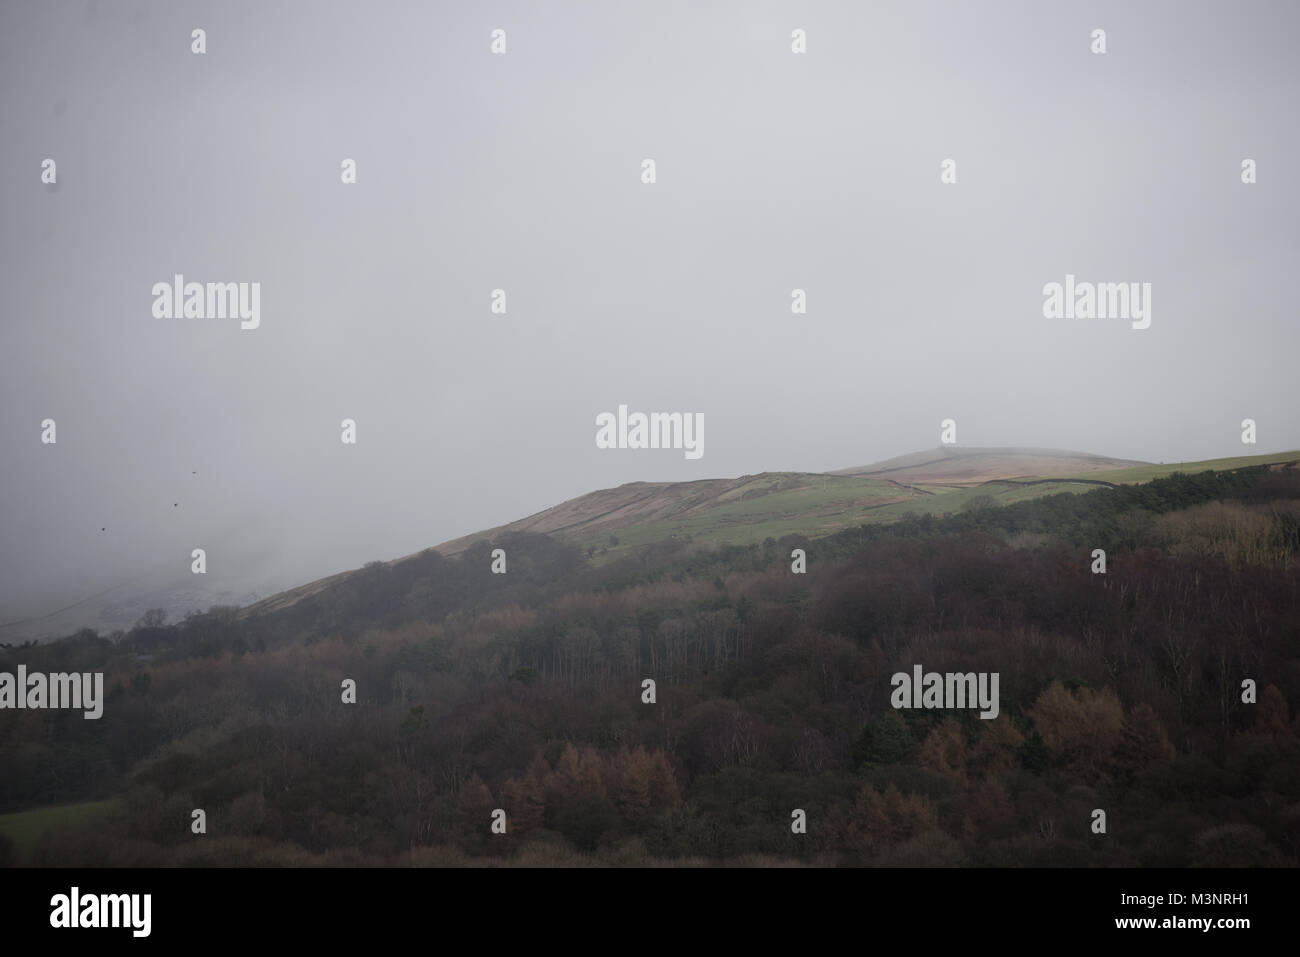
[573,451,1300,562]
[0,799,119,861]
[572,475,1101,561]
[869,480,1095,518]
[571,473,910,557]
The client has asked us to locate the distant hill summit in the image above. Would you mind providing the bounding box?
[831,446,1150,485]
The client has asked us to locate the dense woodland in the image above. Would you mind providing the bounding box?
[2,465,1298,866]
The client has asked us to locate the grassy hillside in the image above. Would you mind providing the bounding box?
[565,473,916,556]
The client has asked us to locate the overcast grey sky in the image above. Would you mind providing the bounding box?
[2,0,1298,637]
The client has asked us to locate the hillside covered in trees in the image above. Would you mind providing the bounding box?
[2,465,1298,867]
